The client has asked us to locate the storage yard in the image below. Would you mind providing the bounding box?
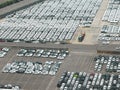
[0,0,120,90]
[0,0,103,43]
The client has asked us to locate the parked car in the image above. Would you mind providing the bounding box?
[2,60,62,76]
[17,48,69,60]
[57,71,120,90]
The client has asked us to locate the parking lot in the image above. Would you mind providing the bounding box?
[0,46,119,90]
[0,47,97,90]
[0,0,120,90]
[94,55,120,73]
[102,0,120,23]
[98,25,120,44]
[57,71,120,90]
[2,60,62,76]
[16,48,69,60]
[0,47,119,90]
[0,47,59,90]
[0,0,103,44]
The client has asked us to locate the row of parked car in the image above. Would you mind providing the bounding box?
[94,55,120,72]
[0,47,10,58]
[17,48,69,60]
[9,0,102,26]
[0,84,20,90]
[102,0,120,23]
[98,25,120,41]
[0,0,102,43]
[100,25,120,33]
[2,60,62,76]
[57,71,120,90]
[0,21,77,43]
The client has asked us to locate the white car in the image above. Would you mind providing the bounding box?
[115,47,120,50]
[102,41,110,45]
[49,71,56,75]
[2,47,9,52]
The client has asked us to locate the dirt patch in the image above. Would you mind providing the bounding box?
[0,0,8,3]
